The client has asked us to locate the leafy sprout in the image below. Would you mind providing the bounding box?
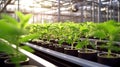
[93,20,120,57]
[0,11,40,67]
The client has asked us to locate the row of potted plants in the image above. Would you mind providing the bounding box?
[27,20,120,67]
[0,11,120,67]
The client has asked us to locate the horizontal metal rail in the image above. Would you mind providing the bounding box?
[24,42,110,67]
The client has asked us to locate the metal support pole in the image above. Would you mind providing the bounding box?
[90,2,92,22]
[58,0,60,22]
[3,0,6,13]
[98,0,102,22]
[3,0,5,8]
[92,1,95,22]
[0,0,1,7]
[33,2,34,23]
[81,1,84,22]
[110,0,112,20]
[69,0,72,22]
[113,3,115,21]
[84,1,87,22]
[107,5,109,21]
[18,0,19,11]
[17,0,20,22]
[118,2,120,22]
[0,0,1,12]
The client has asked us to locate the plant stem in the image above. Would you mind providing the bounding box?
[107,49,111,58]
[15,36,20,67]
[71,43,74,50]
[107,36,112,58]
[85,38,89,52]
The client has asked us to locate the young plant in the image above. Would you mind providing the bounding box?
[41,23,52,41]
[93,20,120,57]
[75,22,96,52]
[50,23,65,46]
[65,23,80,49]
[0,11,40,67]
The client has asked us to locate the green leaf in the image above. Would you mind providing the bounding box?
[1,14,19,26]
[15,11,32,29]
[15,11,24,22]
[109,45,120,52]
[19,33,40,43]
[75,41,86,49]
[93,30,106,39]
[0,20,22,44]
[0,20,20,35]
[20,14,32,29]
[89,42,96,49]
[58,39,64,45]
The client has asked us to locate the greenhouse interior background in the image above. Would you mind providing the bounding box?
[0,0,120,23]
[0,0,120,67]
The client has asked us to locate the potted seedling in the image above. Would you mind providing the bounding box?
[41,23,52,41]
[25,24,43,45]
[30,23,50,48]
[47,24,63,50]
[48,23,61,43]
[54,36,65,53]
[39,23,54,48]
[64,24,80,57]
[0,11,40,67]
[75,22,97,62]
[94,20,120,66]
[49,23,66,52]
[92,22,108,52]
